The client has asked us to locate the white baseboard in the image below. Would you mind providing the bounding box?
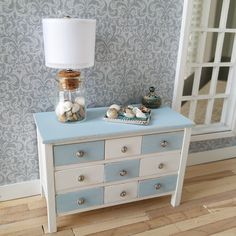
[188,146,236,166]
[0,179,40,202]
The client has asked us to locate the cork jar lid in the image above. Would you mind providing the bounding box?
[57,70,81,91]
[58,70,81,78]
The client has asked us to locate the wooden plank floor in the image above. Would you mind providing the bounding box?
[1,158,236,236]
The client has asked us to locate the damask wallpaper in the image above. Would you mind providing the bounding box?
[1,0,235,186]
[0,0,183,185]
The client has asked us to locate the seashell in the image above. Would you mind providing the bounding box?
[140,105,150,113]
[55,102,65,116]
[58,114,66,122]
[79,106,85,119]
[72,103,80,113]
[109,104,121,111]
[63,101,73,112]
[124,108,135,118]
[73,113,79,121]
[136,109,146,119]
[132,107,138,114]
[66,110,73,117]
[75,97,85,106]
[106,108,118,119]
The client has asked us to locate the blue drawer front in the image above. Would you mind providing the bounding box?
[105,159,140,182]
[141,132,184,154]
[138,175,178,197]
[56,187,103,214]
[53,141,104,166]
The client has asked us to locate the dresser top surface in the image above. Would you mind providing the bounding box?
[34,106,194,144]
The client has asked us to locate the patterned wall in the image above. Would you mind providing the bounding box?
[0,0,183,185]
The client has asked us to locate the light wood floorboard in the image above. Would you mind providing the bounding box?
[0,158,236,235]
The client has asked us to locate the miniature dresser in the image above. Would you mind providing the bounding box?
[34,106,193,233]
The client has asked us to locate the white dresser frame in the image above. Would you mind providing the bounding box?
[36,127,191,233]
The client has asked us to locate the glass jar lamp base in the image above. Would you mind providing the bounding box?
[55,70,86,123]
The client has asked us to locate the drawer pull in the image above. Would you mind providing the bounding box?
[77,198,85,205]
[121,146,128,153]
[78,175,85,182]
[120,191,127,197]
[154,183,161,190]
[119,170,127,176]
[76,150,85,158]
[160,140,168,148]
[158,163,164,169]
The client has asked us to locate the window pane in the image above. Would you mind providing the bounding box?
[181,101,190,118]
[208,0,223,28]
[211,98,224,123]
[198,67,213,95]
[226,0,236,28]
[186,32,201,65]
[195,99,208,124]
[183,74,194,96]
[204,32,218,63]
[221,33,235,62]
[216,67,229,93]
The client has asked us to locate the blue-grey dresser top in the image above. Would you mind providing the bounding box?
[34,106,194,144]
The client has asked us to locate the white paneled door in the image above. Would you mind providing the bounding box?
[173,0,236,141]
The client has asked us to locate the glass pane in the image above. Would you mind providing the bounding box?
[211,98,224,123]
[195,99,208,124]
[183,70,195,96]
[192,0,203,28]
[186,32,201,65]
[216,67,229,93]
[198,67,213,95]
[221,33,235,62]
[208,0,223,28]
[181,101,190,118]
[203,32,218,62]
[226,0,236,28]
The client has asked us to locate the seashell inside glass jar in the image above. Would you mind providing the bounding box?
[55,70,86,123]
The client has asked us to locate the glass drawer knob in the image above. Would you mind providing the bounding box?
[120,170,127,176]
[121,146,128,153]
[78,175,85,182]
[154,183,161,190]
[76,150,85,158]
[77,198,85,205]
[120,191,127,197]
[158,163,164,169]
[160,140,168,147]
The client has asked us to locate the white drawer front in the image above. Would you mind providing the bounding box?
[104,182,138,204]
[55,165,104,191]
[140,154,180,177]
[105,136,142,159]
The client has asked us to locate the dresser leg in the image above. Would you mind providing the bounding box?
[36,129,44,197]
[171,128,191,207]
[47,206,57,233]
[171,192,180,207]
[44,144,57,233]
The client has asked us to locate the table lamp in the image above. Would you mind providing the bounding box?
[42,18,96,122]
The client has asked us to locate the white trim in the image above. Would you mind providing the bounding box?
[192,28,236,33]
[189,62,234,67]
[172,0,193,112]
[182,93,228,101]
[191,123,231,136]
[0,179,40,202]
[187,146,236,166]
[191,130,235,142]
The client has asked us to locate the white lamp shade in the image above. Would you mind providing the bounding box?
[42,18,96,69]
